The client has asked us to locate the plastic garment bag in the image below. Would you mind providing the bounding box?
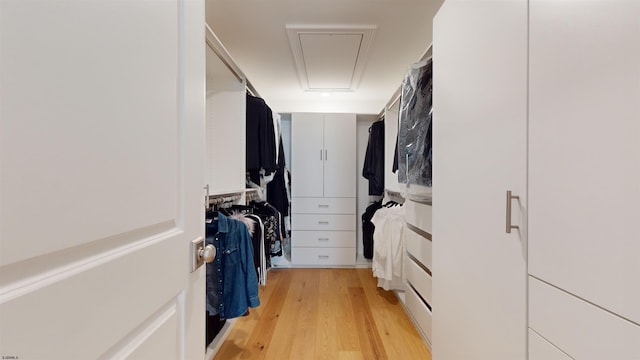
[397,59,433,190]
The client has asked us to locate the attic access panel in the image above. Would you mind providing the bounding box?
[286,25,376,92]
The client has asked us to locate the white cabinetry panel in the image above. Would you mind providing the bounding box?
[405,227,432,271]
[529,0,640,325]
[323,113,356,198]
[292,197,355,214]
[292,214,355,231]
[529,277,640,360]
[529,329,572,360]
[405,200,432,235]
[291,113,324,197]
[291,231,355,248]
[432,1,528,359]
[292,247,356,266]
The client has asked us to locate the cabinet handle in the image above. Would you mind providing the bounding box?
[325,149,328,160]
[318,238,329,241]
[318,204,329,208]
[320,149,323,160]
[318,221,329,225]
[318,255,330,259]
[506,190,520,233]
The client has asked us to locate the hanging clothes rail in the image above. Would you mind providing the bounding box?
[377,43,433,118]
[207,191,243,209]
[205,24,261,98]
[385,188,406,204]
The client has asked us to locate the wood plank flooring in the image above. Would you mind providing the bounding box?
[213,268,432,360]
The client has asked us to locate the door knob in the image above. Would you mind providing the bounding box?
[198,244,216,263]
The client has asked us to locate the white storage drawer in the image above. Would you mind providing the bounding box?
[292,197,355,214]
[529,276,640,359]
[405,199,432,235]
[405,257,433,306]
[406,283,433,343]
[292,230,354,248]
[292,214,355,231]
[292,247,356,266]
[405,227,432,271]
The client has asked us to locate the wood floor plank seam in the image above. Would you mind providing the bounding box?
[213,269,432,360]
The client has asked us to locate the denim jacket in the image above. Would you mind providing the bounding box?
[205,212,260,319]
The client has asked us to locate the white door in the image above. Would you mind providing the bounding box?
[432,1,528,359]
[0,1,205,359]
[291,113,324,197]
[529,0,640,326]
[323,114,356,198]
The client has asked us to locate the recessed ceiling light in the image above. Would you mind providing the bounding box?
[320,92,332,97]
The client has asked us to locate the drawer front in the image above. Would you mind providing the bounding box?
[405,199,432,235]
[405,227,432,271]
[292,230,355,248]
[292,197,355,214]
[292,214,355,231]
[529,276,640,359]
[405,256,433,306]
[406,283,433,343]
[529,329,572,360]
[291,247,356,266]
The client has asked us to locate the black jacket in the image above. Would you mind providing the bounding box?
[362,120,385,195]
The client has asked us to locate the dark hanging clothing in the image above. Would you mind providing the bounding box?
[362,200,383,259]
[246,94,277,183]
[362,120,385,195]
[267,135,289,218]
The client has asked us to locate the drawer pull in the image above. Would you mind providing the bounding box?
[318,221,329,225]
[318,238,329,241]
[318,204,329,208]
[318,255,330,259]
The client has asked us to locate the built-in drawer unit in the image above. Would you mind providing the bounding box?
[292,214,355,231]
[529,276,640,359]
[405,257,433,306]
[292,197,356,214]
[405,226,432,271]
[405,282,433,345]
[291,230,354,248]
[292,247,356,266]
[405,200,432,235]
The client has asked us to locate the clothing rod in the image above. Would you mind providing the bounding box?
[205,24,261,98]
[377,43,433,117]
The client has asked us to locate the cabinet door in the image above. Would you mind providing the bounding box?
[432,1,528,359]
[323,113,356,197]
[529,0,640,324]
[291,113,324,197]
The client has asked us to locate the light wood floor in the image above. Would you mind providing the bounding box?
[213,268,432,360]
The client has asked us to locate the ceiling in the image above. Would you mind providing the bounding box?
[205,0,443,115]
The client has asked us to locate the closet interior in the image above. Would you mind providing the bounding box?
[203,1,639,359]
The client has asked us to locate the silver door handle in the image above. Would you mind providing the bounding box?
[325,149,328,160]
[318,204,329,208]
[506,190,520,233]
[318,238,329,241]
[318,255,330,259]
[318,221,329,225]
[320,149,323,160]
[198,244,216,263]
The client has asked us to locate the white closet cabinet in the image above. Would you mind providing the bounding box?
[528,1,640,358]
[433,1,640,359]
[291,113,356,266]
[432,1,528,359]
[205,45,246,196]
[291,113,356,198]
